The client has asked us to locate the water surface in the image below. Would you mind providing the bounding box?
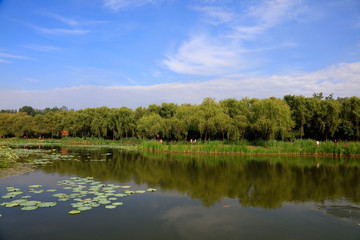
[1,146,359,240]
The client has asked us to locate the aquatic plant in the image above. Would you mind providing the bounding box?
[0,176,157,218]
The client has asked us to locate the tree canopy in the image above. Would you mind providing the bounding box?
[1,94,359,141]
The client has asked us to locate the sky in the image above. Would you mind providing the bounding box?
[0,0,359,110]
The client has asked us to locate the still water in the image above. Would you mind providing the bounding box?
[1,146,360,240]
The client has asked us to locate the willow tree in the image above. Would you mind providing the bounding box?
[339,96,360,140]
[136,113,165,139]
[199,98,221,142]
[251,97,294,140]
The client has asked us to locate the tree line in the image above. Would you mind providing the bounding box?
[0,93,359,141]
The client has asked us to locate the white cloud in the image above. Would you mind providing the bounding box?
[23,44,63,52]
[104,0,159,11]
[194,6,235,25]
[33,26,90,35]
[1,62,359,110]
[232,0,306,39]
[0,51,31,60]
[163,35,243,76]
[43,12,79,26]
[40,11,109,27]
[163,0,306,76]
[24,78,40,83]
[27,23,90,36]
[0,51,31,63]
[0,59,12,63]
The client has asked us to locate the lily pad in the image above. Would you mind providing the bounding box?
[147,188,157,192]
[68,210,80,215]
[78,206,92,211]
[112,202,123,206]
[46,189,57,192]
[38,202,57,207]
[28,185,42,188]
[20,201,40,206]
[135,190,146,194]
[58,198,70,202]
[21,206,39,211]
[105,205,116,209]
[5,202,20,207]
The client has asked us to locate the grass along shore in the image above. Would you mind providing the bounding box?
[140,139,360,157]
[0,138,359,157]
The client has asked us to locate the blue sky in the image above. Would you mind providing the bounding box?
[0,0,359,109]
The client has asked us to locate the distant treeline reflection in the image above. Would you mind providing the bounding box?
[41,148,360,208]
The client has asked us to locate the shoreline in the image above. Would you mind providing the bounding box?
[1,138,359,158]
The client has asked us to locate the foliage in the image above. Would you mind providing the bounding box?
[0,94,359,142]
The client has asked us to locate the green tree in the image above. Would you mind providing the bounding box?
[338,96,360,140]
[137,113,164,139]
[199,98,221,142]
[284,95,308,139]
[251,97,294,140]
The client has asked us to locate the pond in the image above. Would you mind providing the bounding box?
[1,145,360,240]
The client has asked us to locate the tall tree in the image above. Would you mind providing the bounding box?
[251,97,294,140]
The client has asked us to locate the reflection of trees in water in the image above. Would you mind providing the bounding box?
[41,149,360,208]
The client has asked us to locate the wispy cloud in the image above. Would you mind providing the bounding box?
[31,25,90,35]
[1,62,358,109]
[40,11,109,27]
[0,51,31,60]
[24,78,40,83]
[163,0,306,75]
[163,35,243,76]
[232,0,306,39]
[194,6,235,25]
[0,59,12,63]
[23,44,63,52]
[0,51,31,63]
[42,12,79,26]
[103,0,159,11]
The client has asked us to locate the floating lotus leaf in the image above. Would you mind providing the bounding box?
[46,189,57,192]
[108,198,117,201]
[63,187,72,190]
[21,195,32,199]
[78,206,92,211]
[68,210,80,215]
[31,190,44,194]
[124,190,135,194]
[21,206,39,211]
[20,201,40,206]
[38,202,57,207]
[135,190,146,194]
[1,195,12,199]
[147,188,157,192]
[112,202,123,206]
[98,200,111,205]
[10,199,26,204]
[5,202,20,207]
[53,193,67,197]
[114,194,127,197]
[58,198,70,202]
[105,205,116,209]
[0,214,2,217]
[28,185,42,188]
[120,186,132,189]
